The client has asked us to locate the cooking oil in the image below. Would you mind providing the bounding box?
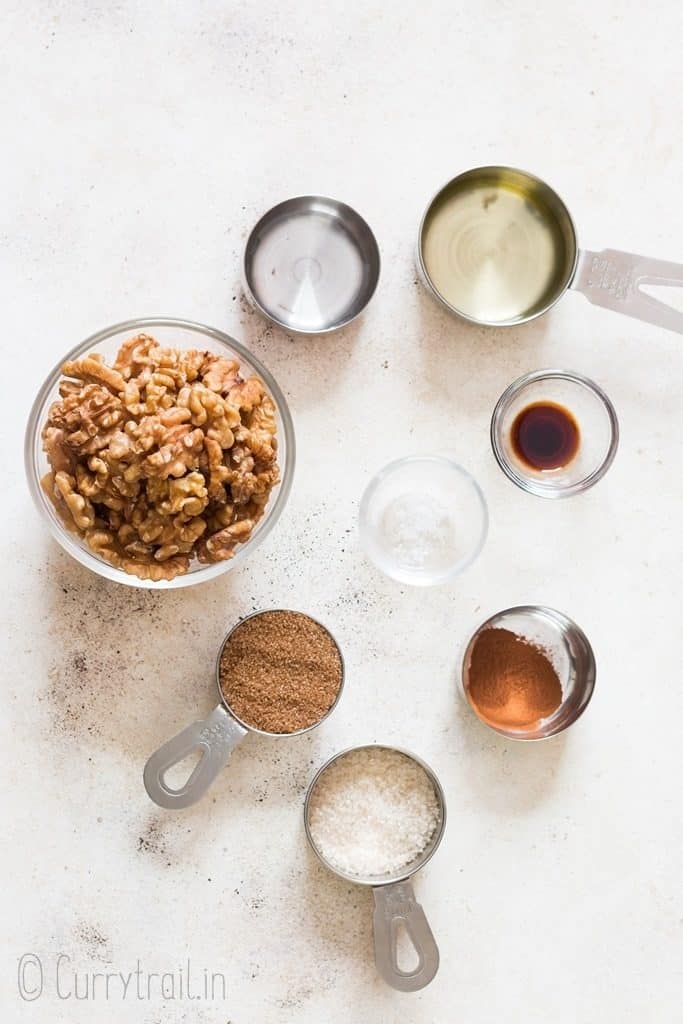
[421,172,572,323]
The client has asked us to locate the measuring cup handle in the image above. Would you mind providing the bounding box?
[143,705,248,810]
[572,248,683,334]
[372,881,439,991]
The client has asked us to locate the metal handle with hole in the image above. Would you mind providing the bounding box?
[372,881,439,991]
[572,248,683,334]
[143,705,248,809]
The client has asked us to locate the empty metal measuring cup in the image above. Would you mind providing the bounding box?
[144,610,345,810]
[243,195,381,334]
[304,744,446,992]
[419,165,683,334]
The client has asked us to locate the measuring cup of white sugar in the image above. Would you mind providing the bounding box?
[304,744,446,992]
[359,455,488,585]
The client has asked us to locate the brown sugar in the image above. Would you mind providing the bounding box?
[466,627,562,730]
[219,610,343,734]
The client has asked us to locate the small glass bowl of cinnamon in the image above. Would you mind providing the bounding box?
[490,369,619,499]
[461,605,596,740]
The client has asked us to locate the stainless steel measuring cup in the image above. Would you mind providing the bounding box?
[144,610,345,810]
[462,605,596,740]
[304,744,446,992]
[418,165,683,334]
[243,195,381,334]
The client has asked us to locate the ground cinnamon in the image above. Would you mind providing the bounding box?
[467,627,562,730]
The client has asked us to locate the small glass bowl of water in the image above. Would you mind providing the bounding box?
[358,456,488,586]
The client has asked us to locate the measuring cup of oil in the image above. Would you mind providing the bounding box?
[418,166,683,334]
[490,369,619,498]
[144,610,344,809]
[304,744,446,991]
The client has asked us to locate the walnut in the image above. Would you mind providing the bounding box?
[41,335,280,580]
[206,502,235,533]
[158,473,208,518]
[113,333,157,377]
[42,426,77,476]
[54,471,96,530]
[200,355,241,394]
[197,518,255,562]
[178,384,240,447]
[142,426,205,479]
[129,414,166,453]
[62,356,126,395]
[204,437,231,501]
[227,376,265,412]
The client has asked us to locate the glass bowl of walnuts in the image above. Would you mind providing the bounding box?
[25,318,295,588]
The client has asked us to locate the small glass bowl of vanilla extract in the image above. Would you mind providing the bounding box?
[490,369,619,498]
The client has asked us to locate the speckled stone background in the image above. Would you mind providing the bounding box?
[3,2,683,1022]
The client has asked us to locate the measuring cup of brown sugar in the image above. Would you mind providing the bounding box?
[144,610,345,809]
[491,369,619,498]
[461,605,596,740]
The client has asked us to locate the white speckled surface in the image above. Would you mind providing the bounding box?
[3,2,683,1021]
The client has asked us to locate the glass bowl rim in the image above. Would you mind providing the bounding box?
[358,454,489,585]
[24,316,296,589]
[490,368,619,499]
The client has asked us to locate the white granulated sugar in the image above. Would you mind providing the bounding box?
[308,747,441,878]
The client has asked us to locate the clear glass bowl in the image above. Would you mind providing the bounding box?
[24,317,296,589]
[490,369,618,498]
[358,455,488,586]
